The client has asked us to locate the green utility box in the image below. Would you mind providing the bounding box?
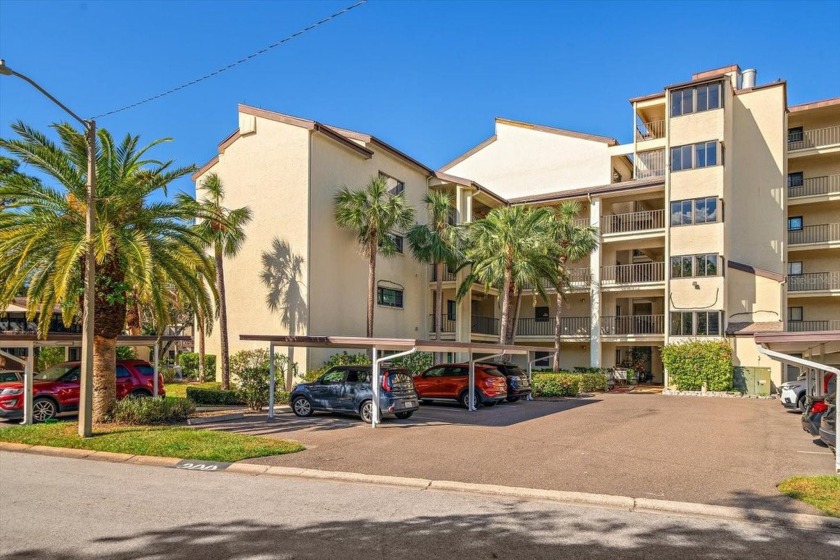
[733,367,772,396]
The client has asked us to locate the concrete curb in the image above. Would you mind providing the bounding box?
[2,445,838,531]
[187,413,245,425]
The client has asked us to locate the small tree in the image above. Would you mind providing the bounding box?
[661,339,733,391]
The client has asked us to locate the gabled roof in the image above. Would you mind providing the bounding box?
[494,117,618,146]
[438,135,497,172]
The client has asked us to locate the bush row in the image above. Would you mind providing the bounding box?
[112,396,195,425]
[531,374,580,398]
[185,383,290,409]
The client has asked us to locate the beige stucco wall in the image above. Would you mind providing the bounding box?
[668,107,725,147]
[727,268,783,324]
[445,120,614,199]
[730,335,783,387]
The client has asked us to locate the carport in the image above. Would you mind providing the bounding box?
[0,333,191,425]
[239,335,547,427]
[756,331,840,472]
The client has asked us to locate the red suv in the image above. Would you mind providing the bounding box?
[413,363,508,408]
[0,360,165,422]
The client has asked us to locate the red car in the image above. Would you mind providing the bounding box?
[0,360,165,422]
[413,363,508,408]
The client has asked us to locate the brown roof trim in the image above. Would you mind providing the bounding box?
[314,123,373,159]
[629,91,665,104]
[789,96,840,113]
[316,124,433,174]
[238,104,316,130]
[508,177,665,205]
[495,117,618,146]
[218,128,241,154]
[726,321,784,336]
[666,74,733,92]
[191,155,219,181]
[727,260,785,282]
[438,135,497,172]
[692,64,741,81]
[431,171,508,205]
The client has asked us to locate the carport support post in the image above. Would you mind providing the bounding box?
[268,343,276,420]
[153,342,159,397]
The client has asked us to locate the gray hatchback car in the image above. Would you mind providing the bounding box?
[290,365,419,422]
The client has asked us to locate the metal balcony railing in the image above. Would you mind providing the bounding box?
[635,119,665,142]
[522,268,591,291]
[786,320,840,332]
[471,315,500,336]
[601,262,665,285]
[430,266,456,282]
[789,175,840,198]
[788,125,840,151]
[516,316,590,337]
[0,317,81,335]
[601,209,665,234]
[788,272,840,292]
[788,223,840,245]
[428,314,456,334]
[601,315,665,335]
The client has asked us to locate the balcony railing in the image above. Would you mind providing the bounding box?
[789,175,840,198]
[788,272,840,292]
[472,315,500,336]
[430,266,456,282]
[634,149,665,179]
[522,268,591,291]
[601,315,665,335]
[428,314,456,334]
[635,119,665,142]
[788,223,840,245]
[787,320,840,332]
[788,125,840,151]
[0,317,81,335]
[516,316,590,337]
[601,209,664,234]
[601,262,665,285]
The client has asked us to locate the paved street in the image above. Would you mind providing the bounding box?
[1,452,838,560]
[203,393,834,513]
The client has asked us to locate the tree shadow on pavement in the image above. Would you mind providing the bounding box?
[4,508,838,560]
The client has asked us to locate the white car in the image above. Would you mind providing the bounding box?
[778,374,807,411]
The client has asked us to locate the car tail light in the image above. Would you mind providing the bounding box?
[382,375,392,392]
[812,400,829,414]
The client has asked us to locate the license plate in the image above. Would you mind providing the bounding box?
[404,401,415,408]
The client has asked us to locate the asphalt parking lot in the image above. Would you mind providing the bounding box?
[202,393,835,514]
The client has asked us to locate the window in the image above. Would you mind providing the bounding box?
[670,82,722,117]
[321,370,345,384]
[535,351,551,366]
[423,367,445,378]
[447,300,457,321]
[346,369,371,384]
[116,366,132,379]
[377,287,403,308]
[671,255,693,278]
[788,127,804,143]
[788,216,803,231]
[379,233,404,254]
[670,200,693,226]
[535,306,550,323]
[379,172,405,196]
[696,254,719,276]
[670,311,723,336]
[391,234,404,254]
[671,198,719,226]
[788,307,803,322]
[788,261,803,276]
[695,311,720,335]
[694,197,718,223]
[788,172,804,188]
[670,141,718,172]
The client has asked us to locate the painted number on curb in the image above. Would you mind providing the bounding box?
[174,460,231,472]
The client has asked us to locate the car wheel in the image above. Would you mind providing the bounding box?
[359,400,375,423]
[506,396,520,403]
[32,398,57,423]
[797,394,807,412]
[291,396,313,417]
[459,388,480,409]
[130,390,152,398]
[395,411,413,419]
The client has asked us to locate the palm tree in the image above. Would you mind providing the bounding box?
[407,190,462,353]
[184,173,252,391]
[0,121,216,422]
[335,175,415,338]
[460,206,557,344]
[549,202,598,371]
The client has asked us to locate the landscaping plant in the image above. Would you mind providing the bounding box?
[661,339,733,391]
[111,396,195,425]
[531,373,580,397]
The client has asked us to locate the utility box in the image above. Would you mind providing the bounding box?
[733,367,772,396]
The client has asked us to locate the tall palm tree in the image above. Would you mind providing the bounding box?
[183,173,252,391]
[550,201,598,371]
[459,206,557,344]
[407,190,462,352]
[335,175,415,338]
[0,121,216,422]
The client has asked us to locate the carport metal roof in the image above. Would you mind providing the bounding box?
[241,335,549,426]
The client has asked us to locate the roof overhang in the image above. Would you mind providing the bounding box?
[754,331,840,358]
[240,335,545,355]
[0,334,191,347]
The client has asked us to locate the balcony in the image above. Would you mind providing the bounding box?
[601,209,665,235]
[601,262,665,286]
[430,266,456,282]
[634,149,665,179]
[0,317,81,335]
[788,175,840,199]
[788,272,840,293]
[787,320,840,332]
[516,316,590,337]
[429,315,456,335]
[472,315,500,336]
[522,267,591,291]
[788,223,840,246]
[788,125,840,152]
[601,315,665,336]
[635,119,665,142]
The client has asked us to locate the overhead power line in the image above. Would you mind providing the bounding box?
[92,0,368,119]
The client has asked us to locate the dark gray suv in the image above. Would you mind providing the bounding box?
[290,365,419,422]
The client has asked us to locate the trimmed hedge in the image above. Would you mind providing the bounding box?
[532,374,580,398]
[575,373,608,392]
[186,386,245,406]
[112,396,195,425]
[661,339,733,391]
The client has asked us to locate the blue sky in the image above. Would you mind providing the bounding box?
[1,0,839,200]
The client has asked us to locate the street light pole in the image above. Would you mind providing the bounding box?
[0,59,96,437]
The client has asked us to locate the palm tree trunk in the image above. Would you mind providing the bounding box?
[92,336,117,422]
[215,245,231,390]
[197,320,206,381]
[435,262,444,363]
[367,243,376,338]
[552,256,569,372]
[508,288,522,344]
[499,264,513,344]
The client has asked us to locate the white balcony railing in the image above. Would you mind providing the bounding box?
[601,209,665,234]
[635,119,665,142]
[601,315,665,335]
[789,125,840,151]
[601,262,665,285]
[788,223,840,245]
[788,175,840,198]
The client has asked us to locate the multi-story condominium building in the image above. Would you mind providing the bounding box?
[193,64,839,388]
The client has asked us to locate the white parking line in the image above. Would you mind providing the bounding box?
[796,451,833,455]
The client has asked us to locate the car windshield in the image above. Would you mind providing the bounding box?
[0,371,19,383]
[34,364,77,381]
[501,366,525,376]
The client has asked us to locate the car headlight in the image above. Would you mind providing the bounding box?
[1,388,22,396]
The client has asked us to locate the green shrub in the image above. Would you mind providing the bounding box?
[323,351,370,368]
[178,353,217,381]
[186,386,245,406]
[36,347,65,372]
[112,396,195,425]
[531,373,580,398]
[159,366,178,384]
[661,339,733,391]
[391,352,433,375]
[576,373,608,392]
[116,346,137,360]
[301,370,324,383]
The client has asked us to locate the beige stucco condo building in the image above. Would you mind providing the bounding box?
[192,64,840,389]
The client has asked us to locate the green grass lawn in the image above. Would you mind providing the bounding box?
[0,422,303,463]
[164,381,221,399]
[778,475,840,517]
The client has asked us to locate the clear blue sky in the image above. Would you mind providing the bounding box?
[1,0,839,200]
